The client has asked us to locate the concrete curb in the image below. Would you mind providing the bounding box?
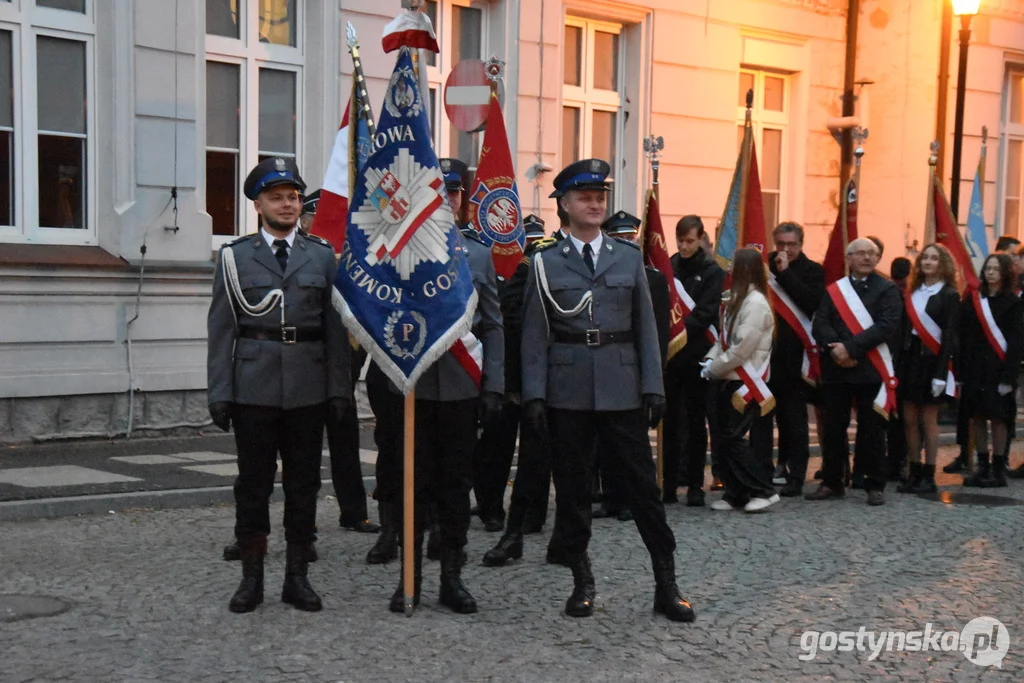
[0,476,378,523]
[0,432,963,522]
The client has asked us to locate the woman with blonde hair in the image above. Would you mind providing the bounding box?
[896,243,960,493]
[702,248,778,512]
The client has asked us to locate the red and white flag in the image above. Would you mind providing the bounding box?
[639,191,688,358]
[310,97,357,252]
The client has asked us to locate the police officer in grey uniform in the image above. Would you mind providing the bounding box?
[520,159,695,622]
[208,157,351,614]
[374,159,504,614]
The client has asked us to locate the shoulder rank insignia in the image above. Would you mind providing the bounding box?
[460,226,486,245]
[301,232,334,248]
[612,236,640,249]
[525,236,558,256]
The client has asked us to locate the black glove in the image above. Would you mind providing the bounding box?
[209,402,232,432]
[477,391,503,428]
[329,397,354,424]
[523,399,548,438]
[643,394,666,429]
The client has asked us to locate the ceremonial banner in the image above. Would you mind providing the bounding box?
[715,118,767,270]
[931,174,980,292]
[312,76,374,252]
[965,143,989,274]
[822,179,858,284]
[640,191,687,358]
[468,90,525,280]
[333,48,477,395]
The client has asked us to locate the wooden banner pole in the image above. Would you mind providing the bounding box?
[403,389,416,616]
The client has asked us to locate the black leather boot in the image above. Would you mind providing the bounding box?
[228,535,266,613]
[388,536,423,613]
[564,554,596,617]
[482,530,523,567]
[981,456,1008,488]
[223,538,240,561]
[483,499,525,566]
[897,462,922,493]
[963,453,989,487]
[909,464,937,493]
[438,548,477,614]
[652,558,696,623]
[367,501,400,565]
[944,451,968,473]
[281,542,323,612]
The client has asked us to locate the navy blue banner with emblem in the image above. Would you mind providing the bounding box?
[333,48,477,394]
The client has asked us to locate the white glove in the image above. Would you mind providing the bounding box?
[699,359,713,380]
[931,379,946,398]
[998,383,1013,396]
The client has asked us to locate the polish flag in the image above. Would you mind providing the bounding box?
[309,101,355,251]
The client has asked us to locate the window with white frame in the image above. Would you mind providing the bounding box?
[737,68,789,233]
[205,0,302,238]
[999,67,1024,238]
[0,0,95,244]
[422,0,488,163]
[562,17,623,211]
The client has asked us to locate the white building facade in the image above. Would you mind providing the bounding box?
[1,0,1023,442]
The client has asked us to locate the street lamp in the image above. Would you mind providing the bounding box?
[949,0,981,220]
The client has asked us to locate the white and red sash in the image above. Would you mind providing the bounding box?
[674,277,718,343]
[971,291,1008,362]
[767,273,820,385]
[721,325,774,415]
[904,292,956,397]
[826,277,899,416]
[450,333,483,388]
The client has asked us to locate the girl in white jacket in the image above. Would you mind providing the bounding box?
[701,248,779,512]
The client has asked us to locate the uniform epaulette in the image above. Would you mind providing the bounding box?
[525,236,558,256]
[222,233,254,249]
[300,231,334,249]
[460,226,486,245]
[613,236,641,250]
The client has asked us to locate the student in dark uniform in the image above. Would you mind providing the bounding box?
[207,158,352,613]
[520,158,694,622]
[958,253,1024,488]
[895,244,959,494]
[664,216,726,506]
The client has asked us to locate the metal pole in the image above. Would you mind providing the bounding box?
[950,14,972,221]
[642,135,664,494]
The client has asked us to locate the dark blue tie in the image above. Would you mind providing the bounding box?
[582,243,595,274]
[273,239,289,272]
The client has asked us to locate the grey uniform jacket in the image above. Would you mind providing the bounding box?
[387,234,505,401]
[207,230,351,409]
[520,237,664,411]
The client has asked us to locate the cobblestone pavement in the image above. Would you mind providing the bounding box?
[2,468,1023,683]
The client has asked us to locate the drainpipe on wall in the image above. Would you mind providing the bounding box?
[934,0,953,184]
[839,0,860,192]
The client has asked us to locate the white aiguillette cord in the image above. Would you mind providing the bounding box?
[533,250,593,338]
[221,246,286,330]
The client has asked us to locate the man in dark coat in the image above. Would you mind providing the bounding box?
[807,238,902,505]
[750,222,824,497]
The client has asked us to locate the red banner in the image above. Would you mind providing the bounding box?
[823,179,858,284]
[932,174,980,291]
[467,92,526,280]
[641,192,687,359]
